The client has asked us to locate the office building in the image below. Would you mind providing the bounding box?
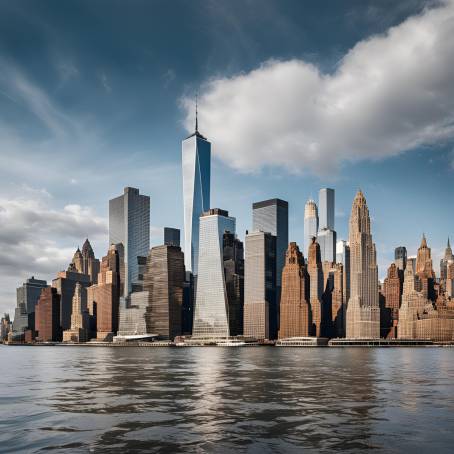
[144,244,185,340]
[318,228,337,263]
[35,287,61,342]
[394,246,407,271]
[109,187,150,297]
[278,242,310,339]
[164,227,181,247]
[192,209,235,339]
[336,240,350,309]
[87,244,121,341]
[182,110,211,275]
[318,188,336,262]
[416,234,435,301]
[345,190,380,339]
[63,282,89,342]
[307,237,324,337]
[244,231,277,340]
[304,199,318,257]
[440,238,454,281]
[381,263,401,339]
[223,232,244,336]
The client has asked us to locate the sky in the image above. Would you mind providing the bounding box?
[0,0,453,315]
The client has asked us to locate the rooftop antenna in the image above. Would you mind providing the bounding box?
[195,92,198,133]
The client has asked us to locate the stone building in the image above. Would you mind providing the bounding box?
[381,263,401,339]
[415,234,435,301]
[446,262,454,298]
[35,287,61,342]
[307,237,324,337]
[440,238,454,291]
[87,244,120,341]
[278,242,310,339]
[69,239,100,284]
[331,263,344,338]
[345,190,380,339]
[63,283,89,342]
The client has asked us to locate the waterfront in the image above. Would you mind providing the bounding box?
[1,347,454,453]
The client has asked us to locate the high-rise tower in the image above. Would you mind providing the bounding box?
[440,238,454,281]
[182,106,211,275]
[109,187,150,297]
[345,190,380,339]
[192,209,235,339]
[318,188,336,262]
[304,199,318,257]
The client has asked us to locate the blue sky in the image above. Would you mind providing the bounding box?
[0,0,453,314]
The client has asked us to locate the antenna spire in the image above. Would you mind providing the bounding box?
[195,93,198,133]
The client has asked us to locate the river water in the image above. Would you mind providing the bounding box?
[0,346,453,453]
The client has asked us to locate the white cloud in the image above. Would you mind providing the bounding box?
[0,188,108,313]
[182,0,454,176]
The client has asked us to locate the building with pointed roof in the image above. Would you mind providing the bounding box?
[345,190,380,339]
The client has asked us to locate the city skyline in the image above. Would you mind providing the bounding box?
[1,0,454,315]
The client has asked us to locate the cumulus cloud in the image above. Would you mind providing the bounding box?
[182,0,454,176]
[0,187,107,312]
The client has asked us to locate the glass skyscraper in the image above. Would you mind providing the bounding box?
[109,187,150,297]
[318,188,336,262]
[304,199,318,257]
[182,122,211,276]
[192,209,235,339]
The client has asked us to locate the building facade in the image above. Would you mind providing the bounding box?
[109,187,150,297]
[345,190,380,339]
[318,188,337,263]
[35,287,61,342]
[192,209,235,339]
[145,244,185,340]
[244,231,276,340]
[164,227,181,247]
[182,119,211,275]
[63,282,89,342]
[278,242,310,339]
[381,263,401,339]
[307,237,324,337]
[304,199,318,258]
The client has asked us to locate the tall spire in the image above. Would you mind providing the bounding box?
[448,237,451,249]
[420,233,427,248]
[195,93,198,133]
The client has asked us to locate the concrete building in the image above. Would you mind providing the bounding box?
[109,187,150,297]
[278,242,310,339]
[394,246,407,272]
[35,287,61,342]
[164,227,181,247]
[416,234,435,301]
[244,231,276,340]
[345,190,380,339]
[440,238,454,283]
[331,263,344,338]
[63,282,89,342]
[304,199,318,258]
[144,244,185,340]
[192,209,235,339]
[182,111,211,275]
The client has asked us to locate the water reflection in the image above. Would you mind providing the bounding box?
[0,347,454,453]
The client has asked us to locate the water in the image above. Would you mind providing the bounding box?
[1,346,454,453]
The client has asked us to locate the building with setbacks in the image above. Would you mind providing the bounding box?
[381,263,401,339]
[63,282,89,342]
[345,190,380,339]
[278,242,310,339]
[307,237,324,337]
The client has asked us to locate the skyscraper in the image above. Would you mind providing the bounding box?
[35,287,61,342]
[144,244,185,340]
[164,227,181,247]
[109,187,150,297]
[192,209,235,339]
[336,240,350,310]
[182,111,211,275]
[63,282,89,342]
[252,198,288,331]
[440,238,454,281]
[223,232,244,336]
[278,242,310,339]
[416,234,435,301]
[87,244,120,341]
[13,277,48,334]
[307,237,324,337]
[304,199,318,256]
[381,263,401,339]
[319,188,335,230]
[394,246,407,271]
[318,188,336,262]
[244,231,277,340]
[345,190,380,339]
